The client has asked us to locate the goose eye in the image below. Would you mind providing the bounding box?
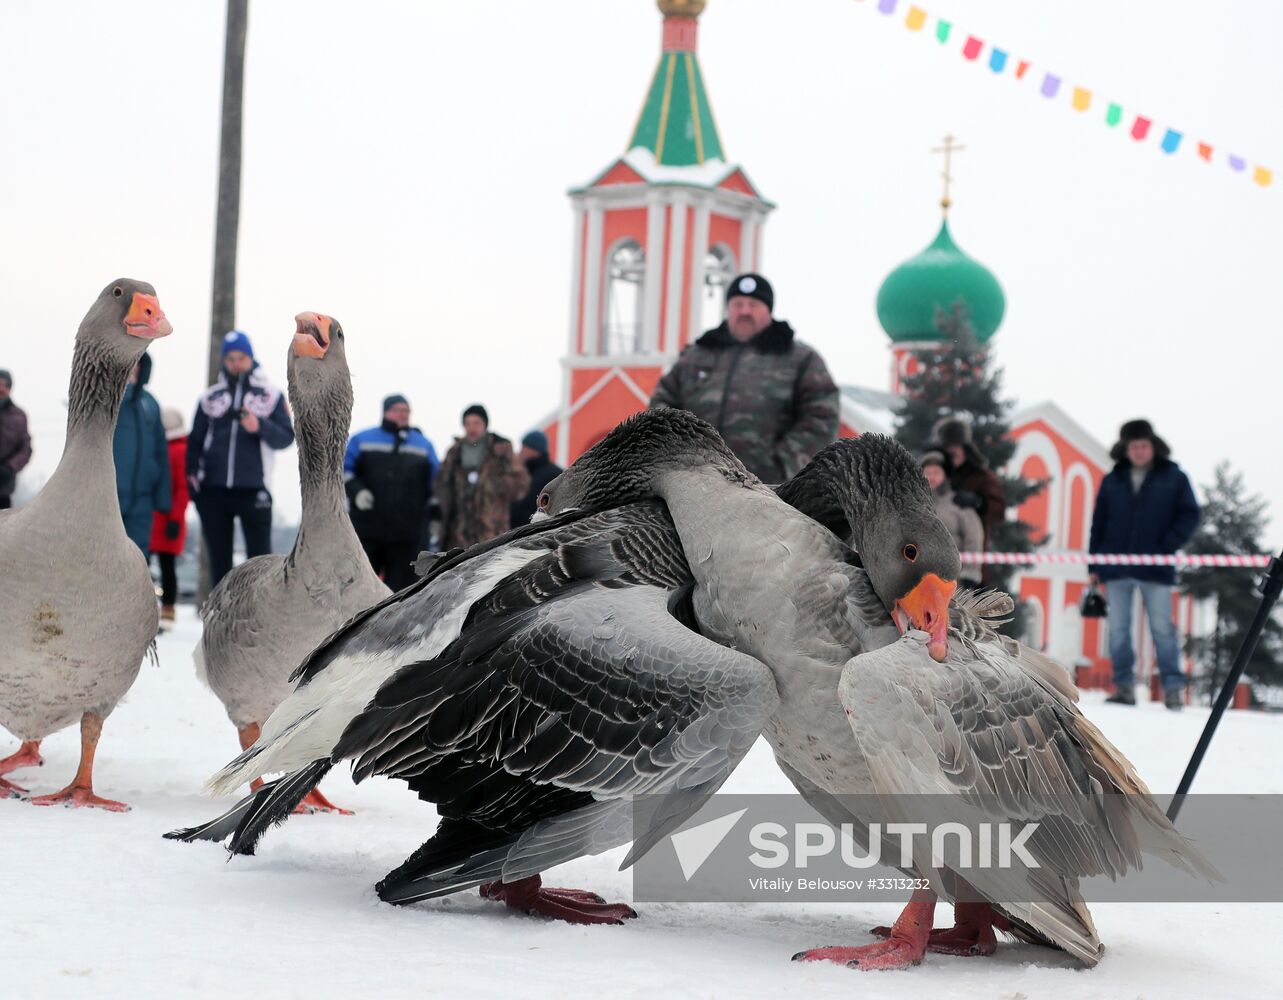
[903,543,919,562]
[538,492,550,510]
[112,286,123,298]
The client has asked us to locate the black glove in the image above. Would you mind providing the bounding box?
[0,464,14,496]
[952,489,982,511]
[164,520,181,541]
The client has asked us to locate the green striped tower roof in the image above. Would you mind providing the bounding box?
[627,2,724,166]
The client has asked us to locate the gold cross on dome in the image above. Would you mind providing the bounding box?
[930,134,967,214]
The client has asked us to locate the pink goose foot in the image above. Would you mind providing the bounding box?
[480,875,638,924]
[0,775,29,799]
[26,714,128,812]
[793,888,936,971]
[0,740,43,777]
[871,897,1003,957]
[291,786,354,816]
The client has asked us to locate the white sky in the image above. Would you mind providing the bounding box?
[4,0,1280,542]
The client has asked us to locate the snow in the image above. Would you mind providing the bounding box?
[4,605,1281,999]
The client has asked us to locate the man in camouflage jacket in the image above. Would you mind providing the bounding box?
[435,404,530,550]
[649,273,839,483]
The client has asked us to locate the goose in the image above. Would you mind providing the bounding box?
[165,412,947,924]
[170,413,1212,968]
[0,279,172,810]
[194,313,387,812]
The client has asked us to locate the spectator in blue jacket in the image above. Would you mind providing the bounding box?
[187,331,295,589]
[344,393,439,591]
[112,353,170,553]
[1089,419,1200,710]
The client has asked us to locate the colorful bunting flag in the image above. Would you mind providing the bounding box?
[858,3,1271,190]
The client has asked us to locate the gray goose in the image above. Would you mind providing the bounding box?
[166,412,946,926]
[171,413,1211,967]
[0,279,172,810]
[195,313,387,812]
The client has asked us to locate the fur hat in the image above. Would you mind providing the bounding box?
[919,450,947,469]
[1110,418,1171,465]
[930,417,973,448]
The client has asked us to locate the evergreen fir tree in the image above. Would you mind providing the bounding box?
[894,299,1049,637]
[1181,463,1283,697]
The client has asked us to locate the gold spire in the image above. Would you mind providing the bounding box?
[658,0,705,17]
[930,134,966,215]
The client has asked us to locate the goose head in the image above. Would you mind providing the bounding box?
[287,312,353,478]
[538,408,752,517]
[68,279,172,427]
[79,277,172,355]
[779,435,961,661]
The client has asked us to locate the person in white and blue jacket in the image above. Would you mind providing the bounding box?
[344,393,439,591]
[187,330,295,589]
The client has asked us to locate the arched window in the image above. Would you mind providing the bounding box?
[602,239,645,355]
[701,243,737,333]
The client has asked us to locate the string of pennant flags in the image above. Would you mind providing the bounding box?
[860,0,1273,189]
[958,552,1275,568]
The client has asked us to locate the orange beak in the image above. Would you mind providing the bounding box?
[292,312,330,358]
[124,293,173,339]
[893,572,956,662]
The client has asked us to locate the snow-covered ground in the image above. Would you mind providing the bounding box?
[4,605,1280,999]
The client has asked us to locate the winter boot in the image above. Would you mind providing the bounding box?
[1105,687,1136,706]
[1164,688,1184,712]
[159,605,176,631]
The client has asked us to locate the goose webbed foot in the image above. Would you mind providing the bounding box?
[29,785,130,812]
[479,875,638,925]
[0,740,43,777]
[871,894,1001,957]
[26,713,128,812]
[793,888,936,971]
[291,786,354,816]
[0,775,29,799]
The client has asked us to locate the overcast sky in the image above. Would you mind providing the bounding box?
[5,0,1280,541]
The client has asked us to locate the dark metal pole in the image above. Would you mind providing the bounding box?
[1167,550,1283,822]
[199,0,249,605]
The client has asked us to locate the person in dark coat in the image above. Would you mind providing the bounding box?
[649,273,839,483]
[0,368,32,510]
[344,393,440,591]
[150,407,190,627]
[435,404,529,550]
[187,331,295,589]
[1089,419,1200,710]
[510,430,563,528]
[112,354,170,553]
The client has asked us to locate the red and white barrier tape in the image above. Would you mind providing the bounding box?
[958,551,1273,567]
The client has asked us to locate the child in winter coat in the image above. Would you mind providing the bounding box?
[150,408,190,628]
